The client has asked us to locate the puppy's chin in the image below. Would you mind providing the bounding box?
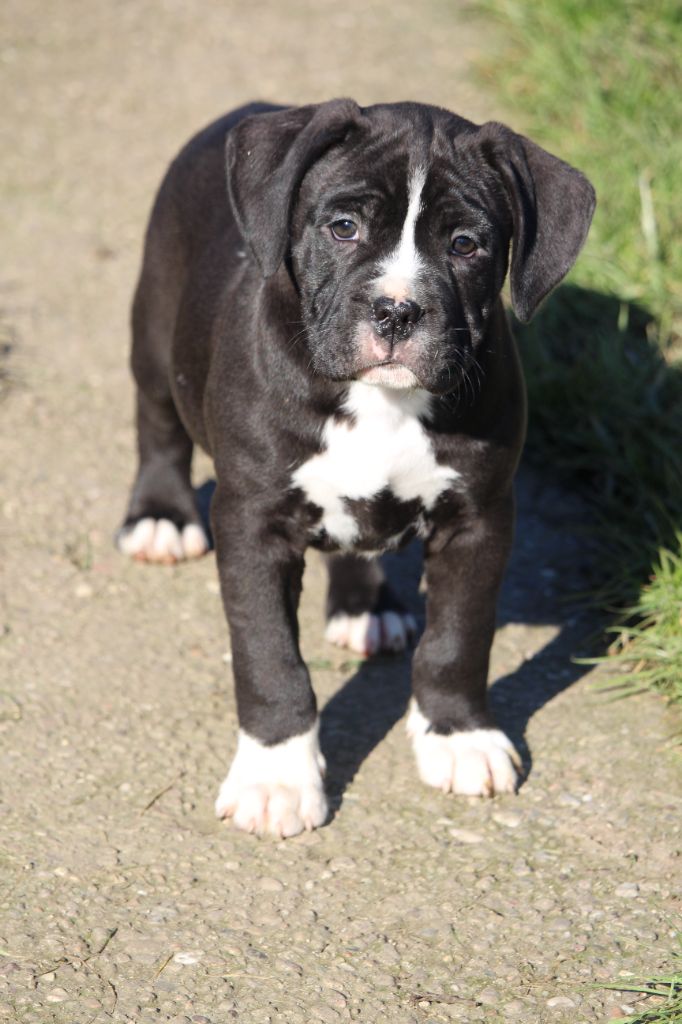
[356,364,420,390]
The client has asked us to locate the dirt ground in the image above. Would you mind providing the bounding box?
[1,2,680,1022]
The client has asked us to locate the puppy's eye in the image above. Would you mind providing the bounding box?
[451,234,477,257]
[330,219,359,242]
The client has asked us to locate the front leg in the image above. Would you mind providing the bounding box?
[408,496,521,796]
[212,490,327,837]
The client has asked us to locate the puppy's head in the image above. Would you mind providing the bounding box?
[226,100,595,395]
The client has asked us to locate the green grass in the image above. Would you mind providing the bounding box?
[476,0,682,704]
[602,955,682,1023]
[478,0,682,333]
[594,538,682,702]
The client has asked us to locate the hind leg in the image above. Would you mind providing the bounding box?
[117,271,209,564]
[117,392,209,563]
[324,554,417,656]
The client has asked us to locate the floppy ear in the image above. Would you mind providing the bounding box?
[480,123,596,322]
[225,99,364,278]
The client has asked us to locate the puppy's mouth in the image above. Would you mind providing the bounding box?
[357,361,421,390]
[349,320,424,390]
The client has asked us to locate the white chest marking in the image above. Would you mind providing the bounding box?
[292,382,459,547]
[374,165,427,300]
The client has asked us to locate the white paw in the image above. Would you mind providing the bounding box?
[407,701,521,796]
[215,723,328,838]
[325,610,417,656]
[117,517,209,563]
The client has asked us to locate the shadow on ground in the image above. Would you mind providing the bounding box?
[517,282,682,611]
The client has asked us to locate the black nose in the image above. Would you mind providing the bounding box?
[371,296,423,339]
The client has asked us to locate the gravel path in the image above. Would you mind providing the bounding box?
[1,3,680,1022]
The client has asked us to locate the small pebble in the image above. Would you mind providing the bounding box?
[46,988,70,1003]
[328,857,356,871]
[173,951,203,965]
[493,811,522,828]
[376,943,400,963]
[258,877,284,892]
[325,991,347,1009]
[478,987,500,1004]
[512,858,532,876]
[547,996,576,1008]
[449,828,484,844]
[309,1003,340,1022]
[548,917,572,931]
[614,883,640,898]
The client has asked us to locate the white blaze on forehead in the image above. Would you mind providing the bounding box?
[375,165,428,300]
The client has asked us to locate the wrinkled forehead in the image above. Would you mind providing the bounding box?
[299,144,412,215]
[299,111,502,223]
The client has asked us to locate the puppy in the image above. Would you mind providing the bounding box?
[118,100,595,837]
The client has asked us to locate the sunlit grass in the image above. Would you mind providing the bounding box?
[476,0,682,705]
[602,955,682,1024]
[478,0,682,337]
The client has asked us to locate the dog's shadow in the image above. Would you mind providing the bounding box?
[316,463,598,812]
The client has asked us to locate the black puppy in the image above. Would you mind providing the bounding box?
[118,100,595,837]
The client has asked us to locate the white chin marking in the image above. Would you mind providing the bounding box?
[215,723,328,838]
[325,610,417,656]
[406,701,521,796]
[359,364,420,389]
[117,517,209,564]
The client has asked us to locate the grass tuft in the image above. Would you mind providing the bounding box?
[591,538,682,703]
[602,953,682,1023]
[476,0,682,705]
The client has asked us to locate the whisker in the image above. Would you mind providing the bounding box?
[286,327,309,352]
